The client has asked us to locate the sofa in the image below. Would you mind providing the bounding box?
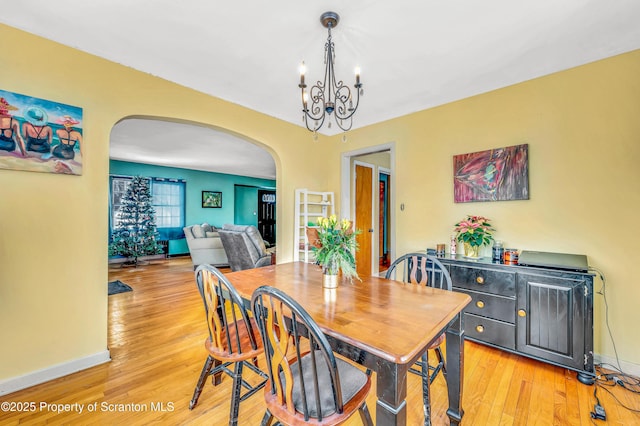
[217,224,274,272]
[183,223,229,268]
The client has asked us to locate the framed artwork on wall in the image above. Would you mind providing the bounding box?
[453,143,529,203]
[0,89,83,175]
[202,191,222,208]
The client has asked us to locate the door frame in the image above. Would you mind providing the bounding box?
[378,166,391,272]
[340,142,395,276]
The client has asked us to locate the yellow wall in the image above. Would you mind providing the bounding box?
[0,24,332,381]
[333,49,640,367]
[1,21,638,385]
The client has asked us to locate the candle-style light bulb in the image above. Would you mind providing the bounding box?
[354,66,361,85]
[299,62,307,85]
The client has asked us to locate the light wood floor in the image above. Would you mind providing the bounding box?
[2,257,638,425]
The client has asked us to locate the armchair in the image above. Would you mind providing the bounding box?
[217,224,274,272]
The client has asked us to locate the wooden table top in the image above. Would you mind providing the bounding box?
[226,262,471,365]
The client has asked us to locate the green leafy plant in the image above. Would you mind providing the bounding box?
[309,214,360,281]
[454,215,495,247]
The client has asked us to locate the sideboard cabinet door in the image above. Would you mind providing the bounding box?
[516,272,590,371]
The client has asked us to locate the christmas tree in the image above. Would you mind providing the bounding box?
[109,176,163,266]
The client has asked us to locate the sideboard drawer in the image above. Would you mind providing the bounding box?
[449,265,516,297]
[464,312,516,350]
[454,288,516,324]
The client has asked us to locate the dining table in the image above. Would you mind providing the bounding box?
[225,261,471,426]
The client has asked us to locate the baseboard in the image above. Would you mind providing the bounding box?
[594,353,640,378]
[0,350,111,396]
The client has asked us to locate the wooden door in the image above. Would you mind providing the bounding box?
[355,164,373,277]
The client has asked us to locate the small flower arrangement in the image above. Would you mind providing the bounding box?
[454,215,495,257]
[308,214,359,281]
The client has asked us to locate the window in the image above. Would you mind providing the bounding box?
[110,176,133,230]
[151,178,185,229]
[109,175,186,240]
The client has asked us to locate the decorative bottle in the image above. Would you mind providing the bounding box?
[450,234,457,255]
[492,240,504,263]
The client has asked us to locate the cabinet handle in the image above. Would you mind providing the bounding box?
[476,325,484,333]
[476,300,485,309]
[476,276,485,284]
[518,309,527,317]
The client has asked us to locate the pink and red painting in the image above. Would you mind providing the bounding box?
[453,144,529,203]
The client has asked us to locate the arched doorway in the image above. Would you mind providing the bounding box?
[108,117,277,261]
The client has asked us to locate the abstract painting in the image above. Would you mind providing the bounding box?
[0,89,83,175]
[453,144,529,203]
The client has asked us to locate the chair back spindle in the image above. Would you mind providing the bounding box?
[385,253,452,291]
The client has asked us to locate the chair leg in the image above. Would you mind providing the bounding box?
[238,360,268,399]
[260,409,274,426]
[228,361,244,426]
[211,358,224,385]
[358,402,374,426]
[436,345,447,376]
[429,346,446,384]
[421,352,432,426]
[190,355,215,410]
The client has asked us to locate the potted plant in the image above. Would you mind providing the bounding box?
[307,215,359,287]
[454,215,495,258]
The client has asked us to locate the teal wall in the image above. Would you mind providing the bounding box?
[234,185,259,227]
[109,160,275,254]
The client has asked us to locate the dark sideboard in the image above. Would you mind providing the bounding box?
[436,254,595,384]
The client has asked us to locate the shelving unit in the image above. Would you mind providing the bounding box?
[293,189,335,263]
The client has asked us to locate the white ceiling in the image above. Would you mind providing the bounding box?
[3,1,639,179]
[109,118,277,180]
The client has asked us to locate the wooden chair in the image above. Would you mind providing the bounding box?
[385,252,453,426]
[190,264,268,426]
[251,285,373,426]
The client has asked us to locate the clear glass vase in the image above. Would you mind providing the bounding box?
[463,242,480,258]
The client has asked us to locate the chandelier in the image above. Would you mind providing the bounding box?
[298,11,363,134]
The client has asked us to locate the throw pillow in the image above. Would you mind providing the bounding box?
[192,224,205,238]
